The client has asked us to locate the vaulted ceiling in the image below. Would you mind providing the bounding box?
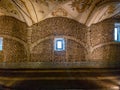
[0,0,120,26]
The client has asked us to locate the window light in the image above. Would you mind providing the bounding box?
[0,37,3,51]
[54,38,65,51]
[114,23,120,42]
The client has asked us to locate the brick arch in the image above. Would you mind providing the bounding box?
[31,17,87,43]
[30,17,88,62]
[30,35,88,53]
[30,35,88,62]
[90,42,120,62]
[0,35,29,61]
[91,42,120,53]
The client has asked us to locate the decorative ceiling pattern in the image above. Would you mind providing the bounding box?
[0,0,120,26]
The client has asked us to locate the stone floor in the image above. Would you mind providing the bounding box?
[0,68,119,90]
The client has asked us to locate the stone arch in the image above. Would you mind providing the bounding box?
[30,35,88,52]
[1,35,29,62]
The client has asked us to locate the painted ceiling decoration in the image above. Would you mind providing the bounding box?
[0,0,120,26]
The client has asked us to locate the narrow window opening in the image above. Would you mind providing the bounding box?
[0,37,3,51]
[114,23,120,42]
[57,40,62,49]
[114,27,118,41]
[54,38,65,51]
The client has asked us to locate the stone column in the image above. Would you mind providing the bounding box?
[27,27,33,61]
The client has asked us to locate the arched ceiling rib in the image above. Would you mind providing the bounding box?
[86,0,120,26]
[0,0,120,26]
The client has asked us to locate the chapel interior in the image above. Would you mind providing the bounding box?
[0,0,120,90]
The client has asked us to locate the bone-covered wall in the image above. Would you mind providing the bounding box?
[90,18,120,67]
[0,16,28,62]
[0,16,120,67]
[31,17,87,62]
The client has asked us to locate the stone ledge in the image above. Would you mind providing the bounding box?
[0,61,119,69]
